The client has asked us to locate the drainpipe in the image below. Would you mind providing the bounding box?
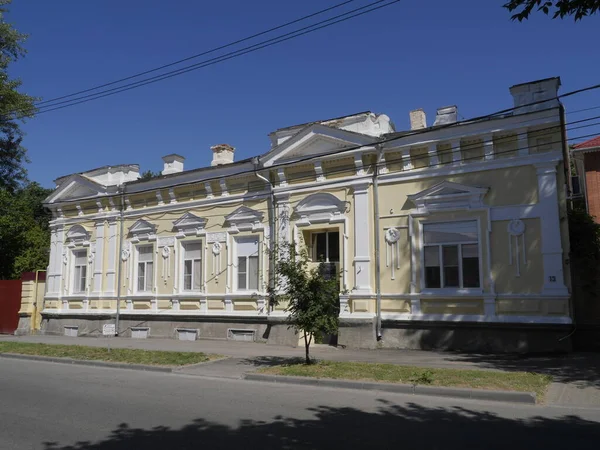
[252,157,275,314]
[115,186,125,335]
[373,146,383,340]
[31,269,45,333]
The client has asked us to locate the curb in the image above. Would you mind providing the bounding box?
[244,373,537,405]
[0,353,174,373]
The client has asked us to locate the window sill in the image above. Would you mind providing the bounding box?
[420,288,484,296]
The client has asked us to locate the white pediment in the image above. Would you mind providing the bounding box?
[407,181,488,214]
[293,193,346,225]
[261,124,375,167]
[45,175,106,204]
[173,212,207,237]
[66,224,90,245]
[129,219,156,241]
[225,206,264,232]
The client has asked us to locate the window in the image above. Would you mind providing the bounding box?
[311,231,339,263]
[236,238,259,291]
[72,250,87,293]
[137,245,154,292]
[423,221,480,289]
[183,242,202,291]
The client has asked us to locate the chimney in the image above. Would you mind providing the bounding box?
[161,154,185,175]
[409,109,427,130]
[510,77,561,115]
[211,144,235,166]
[433,106,458,126]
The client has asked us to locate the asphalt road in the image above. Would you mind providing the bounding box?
[1,359,599,450]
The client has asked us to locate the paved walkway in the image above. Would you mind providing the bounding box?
[2,334,599,407]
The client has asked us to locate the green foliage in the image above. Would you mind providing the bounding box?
[140,170,161,181]
[568,206,600,296]
[0,182,52,279]
[409,369,435,385]
[269,242,340,364]
[504,0,600,21]
[0,0,37,192]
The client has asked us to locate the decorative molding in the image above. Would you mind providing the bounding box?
[128,219,157,242]
[314,161,325,182]
[158,236,175,247]
[172,212,207,237]
[219,178,229,197]
[225,206,264,232]
[384,227,401,280]
[407,181,488,214]
[507,219,527,277]
[66,225,90,246]
[204,182,214,199]
[207,232,227,243]
[293,192,345,226]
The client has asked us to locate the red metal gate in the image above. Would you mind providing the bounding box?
[0,280,22,334]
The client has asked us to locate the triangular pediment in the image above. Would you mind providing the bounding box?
[129,219,156,235]
[173,212,207,234]
[261,124,375,167]
[45,175,106,204]
[225,206,264,232]
[408,181,488,213]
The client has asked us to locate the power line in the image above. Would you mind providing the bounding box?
[34,0,359,107]
[65,114,599,209]
[31,0,399,115]
[74,130,600,219]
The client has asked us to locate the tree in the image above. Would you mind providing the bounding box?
[0,182,52,279]
[504,0,600,21]
[140,170,161,180]
[269,243,340,364]
[0,0,36,192]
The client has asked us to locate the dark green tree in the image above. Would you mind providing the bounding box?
[504,0,600,20]
[0,182,52,279]
[0,0,36,192]
[140,170,161,180]
[269,243,340,364]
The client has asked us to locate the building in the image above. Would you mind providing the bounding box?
[35,77,573,352]
[572,136,600,221]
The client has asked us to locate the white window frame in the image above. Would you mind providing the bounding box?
[181,241,203,292]
[234,237,260,292]
[310,230,340,263]
[419,219,483,294]
[71,249,88,294]
[135,244,155,294]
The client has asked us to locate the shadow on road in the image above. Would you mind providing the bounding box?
[446,352,600,388]
[42,400,599,450]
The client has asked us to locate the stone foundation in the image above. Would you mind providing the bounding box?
[14,315,32,336]
[339,318,573,353]
[40,313,298,346]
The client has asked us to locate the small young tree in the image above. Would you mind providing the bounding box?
[269,242,339,364]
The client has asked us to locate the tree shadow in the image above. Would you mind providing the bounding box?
[445,351,600,388]
[42,401,600,450]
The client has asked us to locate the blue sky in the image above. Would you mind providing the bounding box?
[8,0,600,187]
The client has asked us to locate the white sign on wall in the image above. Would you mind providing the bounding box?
[102,324,116,336]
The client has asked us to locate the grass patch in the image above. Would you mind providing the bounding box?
[259,360,553,398]
[0,342,219,367]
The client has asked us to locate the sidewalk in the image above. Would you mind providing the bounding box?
[1,334,599,407]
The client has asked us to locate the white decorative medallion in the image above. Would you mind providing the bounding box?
[385,227,401,280]
[507,219,527,277]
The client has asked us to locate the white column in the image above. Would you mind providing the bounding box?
[401,148,412,171]
[451,139,462,163]
[428,144,439,167]
[93,220,105,294]
[353,183,372,293]
[55,226,65,299]
[47,226,58,294]
[105,219,118,295]
[483,134,494,161]
[536,162,568,295]
[517,128,529,157]
[277,195,291,248]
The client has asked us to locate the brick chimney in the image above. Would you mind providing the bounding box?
[409,109,427,130]
[211,144,235,166]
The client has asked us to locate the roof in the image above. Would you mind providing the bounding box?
[54,164,139,184]
[573,136,600,151]
[510,76,560,89]
[271,111,372,134]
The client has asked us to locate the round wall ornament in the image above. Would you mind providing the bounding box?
[385,227,400,244]
[507,219,525,236]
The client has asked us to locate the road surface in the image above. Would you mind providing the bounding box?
[0,358,598,449]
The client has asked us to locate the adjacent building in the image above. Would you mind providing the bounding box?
[572,136,600,221]
[35,77,573,352]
